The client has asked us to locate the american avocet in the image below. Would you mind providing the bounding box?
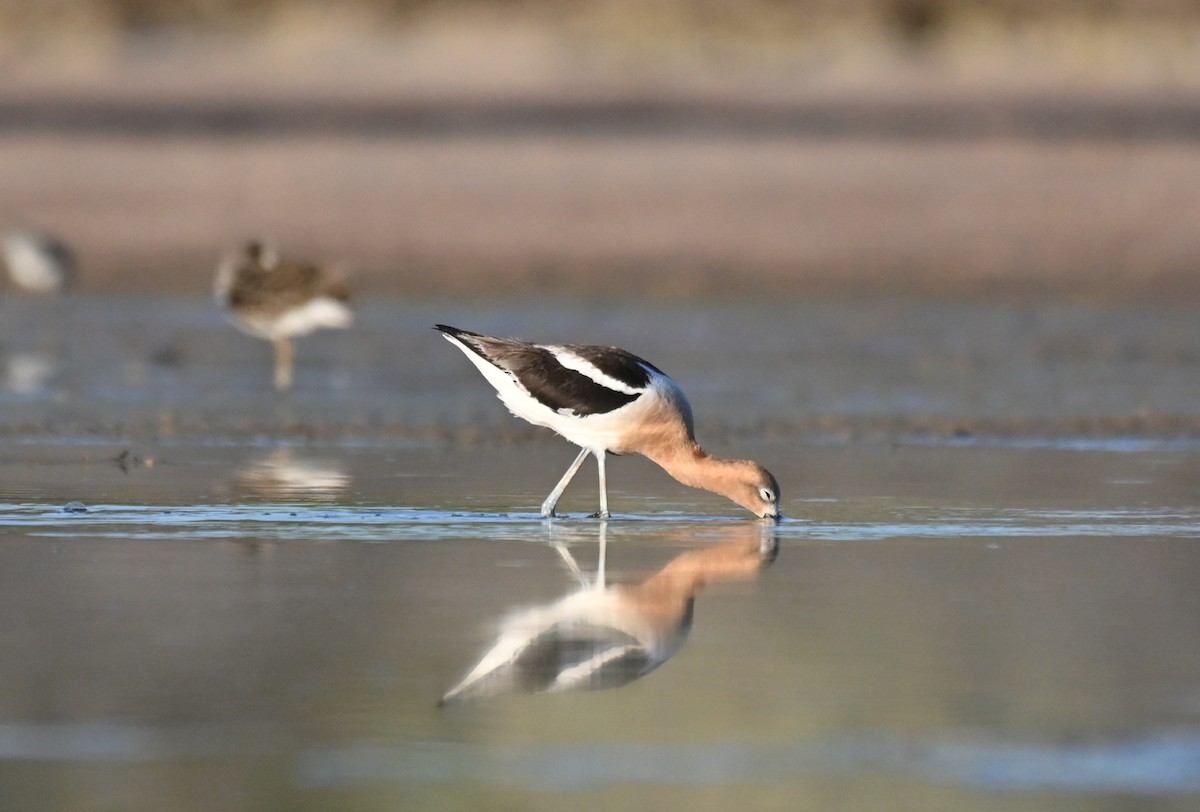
[215,241,353,391]
[439,523,777,704]
[435,324,780,518]
[3,230,76,293]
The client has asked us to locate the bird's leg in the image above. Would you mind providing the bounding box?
[541,447,591,517]
[595,519,608,587]
[589,452,611,519]
[272,337,294,391]
[549,540,589,587]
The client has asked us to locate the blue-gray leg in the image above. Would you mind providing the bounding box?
[541,447,591,517]
[593,452,611,519]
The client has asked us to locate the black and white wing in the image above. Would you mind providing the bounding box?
[436,325,663,417]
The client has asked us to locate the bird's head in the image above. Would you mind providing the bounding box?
[727,461,781,520]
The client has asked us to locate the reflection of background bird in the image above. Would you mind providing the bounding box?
[5,351,61,395]
[3,230,76,294]
[215,241,353,391]
[436,325,780,518]
[230,447,351,501]
[439,524,777,705]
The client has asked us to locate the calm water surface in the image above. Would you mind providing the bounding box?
[0,439,1198,811]
[0,296,1199,810]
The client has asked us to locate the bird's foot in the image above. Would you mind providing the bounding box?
[587,511,612,520]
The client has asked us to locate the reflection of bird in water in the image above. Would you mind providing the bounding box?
[5,351,61,395]
[3,230,76,293]
[215,241,353,391]
[439,523,777,704]
[435,325,780,519]
[231,447,351,501]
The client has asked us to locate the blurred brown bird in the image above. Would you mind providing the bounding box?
[214,241,353,391]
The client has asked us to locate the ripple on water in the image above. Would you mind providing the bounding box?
[292,730,1200,793]
[1,503,1198,543]
[1,722,1197,794]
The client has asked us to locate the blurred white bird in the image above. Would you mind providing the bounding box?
[3,230,76,294]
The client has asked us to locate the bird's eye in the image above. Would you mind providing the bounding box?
[759,487,775,503]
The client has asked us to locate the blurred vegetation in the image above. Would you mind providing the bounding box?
[2,0,1200,85]
[5,0,1200,41]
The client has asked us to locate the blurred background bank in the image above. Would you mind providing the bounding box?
[2,0,1199,301]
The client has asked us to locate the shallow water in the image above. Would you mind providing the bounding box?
[3,294,1200,441]
[1,296,1199,810]
[1,437,1199,811]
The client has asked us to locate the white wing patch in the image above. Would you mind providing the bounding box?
[273,296,354,337]
[549,346,645,395]
[551,643,643,691]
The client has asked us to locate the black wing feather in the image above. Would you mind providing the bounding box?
[568,344,660,389]
[437,325,646,416]
[513,623,649,692]
[513,348,640,415]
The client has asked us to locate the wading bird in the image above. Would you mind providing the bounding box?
[436,325,780,518]
[215,241,353,391]
[3,230,76,293]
